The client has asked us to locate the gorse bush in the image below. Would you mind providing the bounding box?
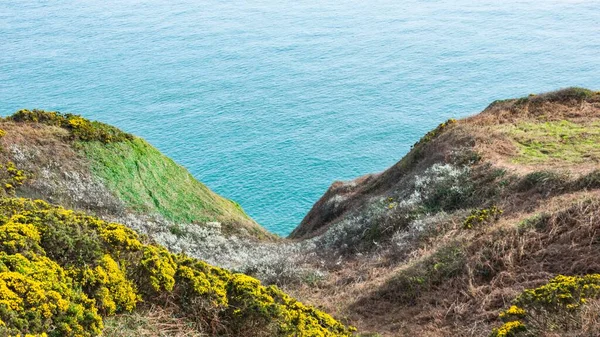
[412,118,457,149]
[491,274,600,337]
[7,109,133,143]
[462,206,502,229]
[0,161,27,195]
[0,198,354,336]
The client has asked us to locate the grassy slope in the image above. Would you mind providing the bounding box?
[1,109,271,239]
[503,119,600,163]
[78,138,265,236]
[286,88,600,336]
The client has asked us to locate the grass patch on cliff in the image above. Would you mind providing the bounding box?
[78,138,260,235]
[507,120,600,164]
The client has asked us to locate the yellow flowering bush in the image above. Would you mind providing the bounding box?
[138,245,177,294]
[0,222,42,255]
[0,253,103,337]
[491,321,526,337]
[463,206,503,229]
[7,109,133,143]
[77,254,138,315]
[0,197,354,336]
[516,274,600,311]
[491,274,600,337]
[0,161,27,195]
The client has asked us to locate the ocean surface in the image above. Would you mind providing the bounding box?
[1,0,599,235]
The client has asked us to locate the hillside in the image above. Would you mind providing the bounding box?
[0,197,353,337]
[0,111,354,336]
[0,110,274,242]
[280,88,600,336]
[2,88,600,336]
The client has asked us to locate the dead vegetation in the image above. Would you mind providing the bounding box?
[102,305,207,337]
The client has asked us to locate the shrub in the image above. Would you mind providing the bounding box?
[0,253,103,337]
[515,170,570,193]
[574,169,600,190]
[462,206,503,229]
[0,162,27,195]
[0,198,354,336]
[138,245,177,295]
[372,243,466,305]
[76,254,138,315]
[491,274,600,337]
[413,163,473,211]
[6,109,133,143]
[535,87,597,103]
[412,119,457,149]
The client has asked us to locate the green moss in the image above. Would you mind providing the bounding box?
[0,198,353,336]
[506,120,600,164]
[77,138,259,234]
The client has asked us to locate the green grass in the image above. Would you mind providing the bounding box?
[507,120,600,164]
[78,138,261,235]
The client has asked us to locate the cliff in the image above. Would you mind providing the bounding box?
[0,109,270,239]
[0,110,353,336]
[284,87,600,336]
[2,87,600,337]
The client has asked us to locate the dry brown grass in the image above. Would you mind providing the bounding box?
[0,121,124,213]
[288,187,600,336]
[293,89,600,240]
[102,305,207,337]
[286,89,600,336]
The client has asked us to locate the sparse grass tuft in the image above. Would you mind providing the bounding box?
[365,242,466,305]
[102,306,206,337]
[515,170,571,193]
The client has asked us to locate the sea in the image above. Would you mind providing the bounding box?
[1,0,599,235]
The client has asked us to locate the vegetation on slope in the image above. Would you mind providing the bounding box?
[2,110,268,238]
[492,274,600,337]
[0,197,353,336]
[505,120,600,164]
[283,88,600,336]
[78,138,261,236]
[7,109,134,143]
[2,88,599,336]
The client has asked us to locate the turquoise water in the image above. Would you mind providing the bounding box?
[1,1,599,236]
